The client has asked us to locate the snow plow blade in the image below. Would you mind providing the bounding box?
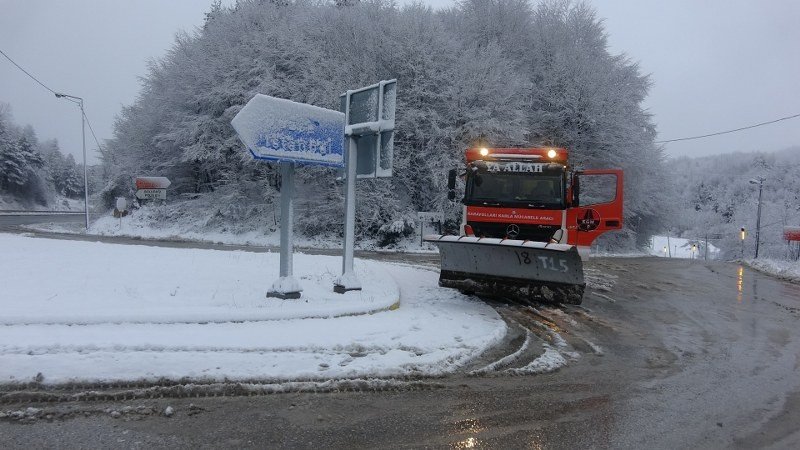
[424,235,585,305]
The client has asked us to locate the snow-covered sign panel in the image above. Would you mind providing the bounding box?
[231,95,345,167]
[340,79,396,178]
[135,177,171,190]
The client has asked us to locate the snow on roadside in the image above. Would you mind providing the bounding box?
[0,234,398,325]
[745,258,800,283]
[29,205,438,253]
[0,233,506,385]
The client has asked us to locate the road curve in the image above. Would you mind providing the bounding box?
[1,234,799,448]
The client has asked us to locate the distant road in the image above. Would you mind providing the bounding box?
[0,212,85,228]
[0,212,440,266]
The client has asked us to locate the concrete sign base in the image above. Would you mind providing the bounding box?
[267,291,302,300]
[267,274,303,299]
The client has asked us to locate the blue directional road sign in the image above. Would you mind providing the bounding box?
[231,95,345,167]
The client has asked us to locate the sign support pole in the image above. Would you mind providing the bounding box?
[268,160,302,299]
[335,136,362,293]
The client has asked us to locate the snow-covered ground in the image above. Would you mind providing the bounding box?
[0,233,505,385]
[649,235,721,259]
[745,258,800,283]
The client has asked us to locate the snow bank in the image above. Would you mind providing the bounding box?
[745,258,800,283]
[0,233,505,384]
[0,234,398,325]
[30,205,438,253]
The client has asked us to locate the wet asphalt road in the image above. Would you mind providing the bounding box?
[1,220,800,448]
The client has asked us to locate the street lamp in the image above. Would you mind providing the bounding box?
[740,227,746,259]
[749,177,765,258]
[55,92,89,230]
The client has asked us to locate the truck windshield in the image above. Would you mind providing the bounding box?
[465,172,565,209]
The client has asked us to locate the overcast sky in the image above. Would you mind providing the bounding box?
[1,0,798,165]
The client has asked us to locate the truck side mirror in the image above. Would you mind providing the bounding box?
[447,169,457,190]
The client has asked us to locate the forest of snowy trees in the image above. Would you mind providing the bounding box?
[97,0,670,248]
[0,104,84,208]
[98,0,669,248]
[670,147,800,260]
[3,1,795,258]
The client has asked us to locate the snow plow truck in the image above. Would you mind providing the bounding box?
[424,147,623,305]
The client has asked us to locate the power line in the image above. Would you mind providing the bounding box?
[656,113,800,144]
[82,110,104,153]
[1,47,104,153]
[0,48,58,95]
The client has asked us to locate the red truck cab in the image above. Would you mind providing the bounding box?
[454,147,623,258]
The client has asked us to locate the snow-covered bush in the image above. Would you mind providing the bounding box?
[377,218,416,247]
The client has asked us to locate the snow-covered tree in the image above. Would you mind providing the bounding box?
[670,148,800,259]
[0,105,82,206]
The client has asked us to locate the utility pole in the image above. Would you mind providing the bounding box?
[55,93,89,230]
[749,177,765,258]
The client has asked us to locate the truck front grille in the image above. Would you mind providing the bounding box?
[468,222,560,242]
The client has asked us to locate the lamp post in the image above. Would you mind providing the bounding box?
[749,177,765,258]
[740,227,746,259]
[55,92,89,230]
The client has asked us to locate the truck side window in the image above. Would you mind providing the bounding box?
[577,174,617,206]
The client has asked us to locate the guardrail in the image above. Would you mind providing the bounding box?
[0,210,85,215]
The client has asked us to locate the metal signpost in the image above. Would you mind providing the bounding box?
[115,197,127,229]
[135,176,171,222]
[335,80,396,293]
[784,226,800,261]
[135,177,171,201]
[417,212,444,246]
[231,95,345,299]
